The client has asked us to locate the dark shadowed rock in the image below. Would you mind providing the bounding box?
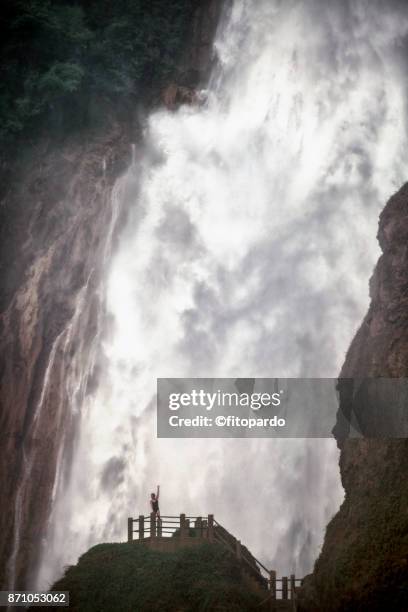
[299,184,408,611]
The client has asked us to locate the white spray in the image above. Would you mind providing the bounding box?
[37,0,408,587]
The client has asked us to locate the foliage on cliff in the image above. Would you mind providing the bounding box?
[44,541,263,612]
[0,0,198,146]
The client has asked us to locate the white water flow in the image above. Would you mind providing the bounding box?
[38,0,408,587]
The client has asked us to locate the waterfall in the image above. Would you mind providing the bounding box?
[37,0,408,588]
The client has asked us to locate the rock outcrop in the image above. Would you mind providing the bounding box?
[178,0,224,86]
[162,0,223,109]
[162,83,201,110]
[300,184,408,611]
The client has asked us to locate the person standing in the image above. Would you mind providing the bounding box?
[150,485,160,520]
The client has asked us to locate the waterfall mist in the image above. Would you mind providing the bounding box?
[37,0,408,588]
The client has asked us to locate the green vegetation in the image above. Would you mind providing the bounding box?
[0,0,197,146]
[48,541,263,612]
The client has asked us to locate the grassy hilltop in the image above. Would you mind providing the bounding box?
[43,541,265,612]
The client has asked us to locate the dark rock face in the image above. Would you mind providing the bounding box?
[300,184,408,611]
[0,117,132,590]
[178,0,224,85]
[340,183,408,379]
[162,0,223,108]
[0,1,223,591]
[162,83,201,110]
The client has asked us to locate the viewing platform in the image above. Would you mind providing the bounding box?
[128,513,303,611]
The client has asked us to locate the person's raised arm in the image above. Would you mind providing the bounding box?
[156,485,160,500]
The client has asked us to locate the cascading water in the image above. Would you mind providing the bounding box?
[37,0,408,588]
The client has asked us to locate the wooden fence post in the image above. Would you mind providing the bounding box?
[208,514,214,543]
[150,512,156,538]
[269,570,276,610]
[290,574,296,600]
[282,576,288,600]
[180,513,186,539]
[138,515,144,540]
[127,517,133,542]
[195,516,202,537]
[157,516,162,537]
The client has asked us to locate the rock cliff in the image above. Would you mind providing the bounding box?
[300,184,408,611]
[0,110,132,590]
[0,0,223,590]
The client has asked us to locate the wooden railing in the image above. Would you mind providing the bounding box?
[128,514,211,540]
[127,513,303,603]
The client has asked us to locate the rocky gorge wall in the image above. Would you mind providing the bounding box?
[300,184,408,611]
[0,0,223,590]
[0,110,132,590]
